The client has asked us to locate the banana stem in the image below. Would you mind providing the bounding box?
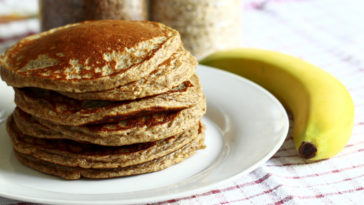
[298,142,317,159]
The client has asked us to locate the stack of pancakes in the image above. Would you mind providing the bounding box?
[0,20,206,180]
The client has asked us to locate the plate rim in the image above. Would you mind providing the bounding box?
[0,65,289,204]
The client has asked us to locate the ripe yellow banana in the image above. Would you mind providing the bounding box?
[200,48,355,161]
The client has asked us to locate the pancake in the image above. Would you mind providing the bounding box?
[60,47,197,101]
[14,128,205,180]
[13,97,206,146]
[0,20,181,93]
[8,115,203,169]
[14,74,203,126]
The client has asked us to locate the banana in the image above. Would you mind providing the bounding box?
[200,48,355,161]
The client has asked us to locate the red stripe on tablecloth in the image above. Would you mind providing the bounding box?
[272,163,364,179]
[268,186,364,205]
[266,160,315,167]
[251,170,280,202]
[244,0,306,10]
[244,1,270,10]
[293,173,364,188]
[298,187,364,199]
[213,185,283,205]
[200,177,364,205]
[229,184,364,205]
[268,196,294,205]
[253,173,364,190]
[345,140,364,148]
[329,148,364,158]
[0,32,35,43]
[153,174,272,205]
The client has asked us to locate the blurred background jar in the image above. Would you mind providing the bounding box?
[39,0,148,31]
[151,0,242,60]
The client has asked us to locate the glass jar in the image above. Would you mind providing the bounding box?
[151,0,242,60]
[39,0,148,31]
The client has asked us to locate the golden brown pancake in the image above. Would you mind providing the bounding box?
[0,20,181,93]
[8,115,203,169]
[14,127,206,180]
[14,74,203,126]
[13,97,206,146]
[15,140,204,180]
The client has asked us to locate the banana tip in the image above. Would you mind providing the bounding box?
[299,142,317,159]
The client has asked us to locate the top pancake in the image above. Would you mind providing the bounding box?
[0,20,181,92]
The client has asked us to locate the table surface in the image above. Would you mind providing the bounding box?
[0,0,364,204]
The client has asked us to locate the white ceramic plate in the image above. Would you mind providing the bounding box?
[0,65,289,204]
